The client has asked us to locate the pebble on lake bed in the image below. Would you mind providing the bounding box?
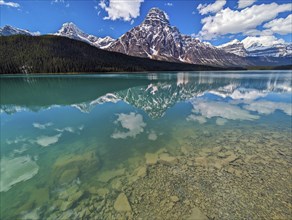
[114,193,132,212]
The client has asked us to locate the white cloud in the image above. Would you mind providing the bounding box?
[165,3,173,7]
[51,0,69,7]
[238,0,257,9]
[55,125,84,134]
[209,89,267,100]
[111,112,146,139]
[0,156,39,192]
[197,0,226,15]
[0,0,19,7]
[36,134,62,147]
[216,118,227,126]
[241,35,285,49]
[199,3,292,39]
[33,122,53,130]
[99,0,144,22]
[190,99,259,121]
[186,115,207,124]
[244,101,292,116]
[148,130,158,141]
[264,14,292,35]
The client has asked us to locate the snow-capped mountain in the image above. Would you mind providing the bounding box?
[246,43,292,57]
[217,39,248,57]
[107,8,249,67]
[1,8,291,67]
[55,22,115,49]
[0,25,38,36]
[108,8,184,62]
[218,39,292,58]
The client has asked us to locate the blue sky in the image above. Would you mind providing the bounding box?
[1,0,291,46]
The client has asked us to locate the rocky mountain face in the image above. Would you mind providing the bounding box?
[218,39,292,58]
[55,22,115,49]
[217,39,248,57]
[246,43,292,57]
[181,35,248,67]
[107,8,249,67]
[107,8,184,62]
[0,25,36,36]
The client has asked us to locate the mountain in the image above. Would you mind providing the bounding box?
[246,43,292,57]
[55,22,115,49]
[218,39,292,58]
[107,8,250,67]
[0,35,224,74]
[1,8,291,68]
[217,39,248,57]
[0,25,36,36]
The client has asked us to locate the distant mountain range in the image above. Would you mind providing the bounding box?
[1,7,291,70]
[217,39,292,58]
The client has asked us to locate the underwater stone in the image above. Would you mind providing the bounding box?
[187,206,208,220]
[180,145,193,155]
[60,190,83,211]
[59,168,79,185]
[114,193,132,212]
[158,153,178,165]
[111,179,123,190]
[60,201,72,211]
[145,153,158,165]
[97,188,110,197]
[59,185,79,200]
[98,168,125,183]
[136,166,147,178]
[170,196,180,203]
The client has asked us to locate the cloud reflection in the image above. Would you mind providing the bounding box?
[111,112,146,139]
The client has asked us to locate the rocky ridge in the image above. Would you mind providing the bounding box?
[107,8,250,67]
[218,39,292,58]
[54,22,115,49]
[0,25,37,36]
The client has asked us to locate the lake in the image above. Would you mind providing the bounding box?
[0,71,291,219]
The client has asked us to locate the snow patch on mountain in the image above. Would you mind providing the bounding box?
[55,22,115,49]
[218,36,292,57]
[0,25,39,36]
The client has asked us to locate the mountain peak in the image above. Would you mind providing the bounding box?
[58,22,82,35]
[143,7,170,25]
[62,22,78,28]
[0,25,33,36]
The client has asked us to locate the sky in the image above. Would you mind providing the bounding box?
[0,0,291,46]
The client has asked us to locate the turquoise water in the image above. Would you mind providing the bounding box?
[0,71,291,219]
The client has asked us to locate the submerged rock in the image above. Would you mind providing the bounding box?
[187,206,208,220]
[158,153,178,165]
[98,168,125,183]
[114,193,132,212]
[145,153,158,165]
[170,196,180,203]
[136,166,147,178]
[96,188,110,197]
[60,190,84,211]
[53,150,100,185]
[59,168,79,185]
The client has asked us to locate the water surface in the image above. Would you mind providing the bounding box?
[1,71,291,219]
